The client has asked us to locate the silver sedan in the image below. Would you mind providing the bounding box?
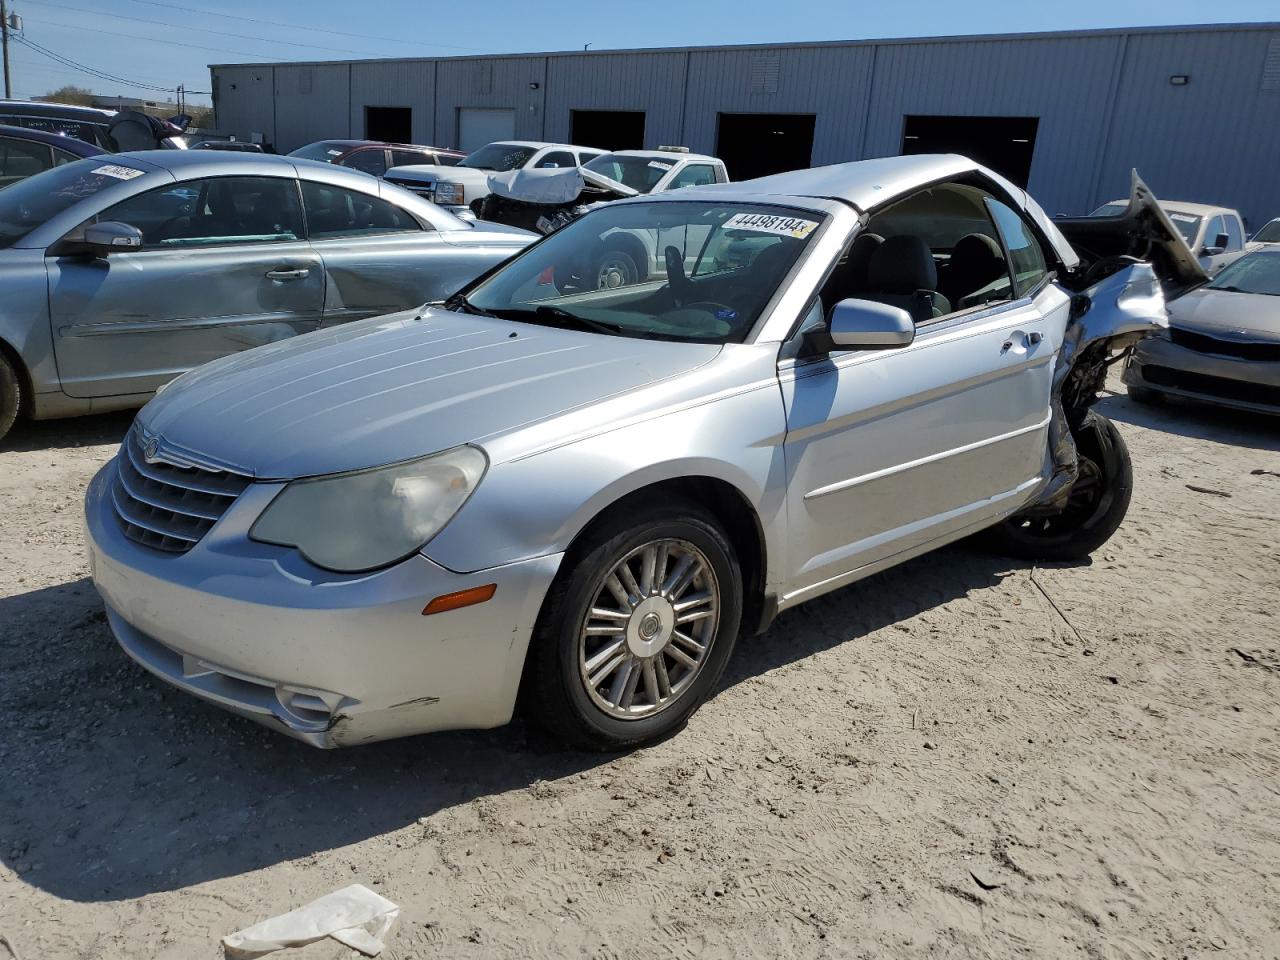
[85,155,1176,750]
[1124,248,1280,414]
[0,151,534,441]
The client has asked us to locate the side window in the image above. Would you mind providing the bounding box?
[986,199,1049,297]
[1202,215,1225,252]
[667,164,718,190]
[535,150,576,169]
[837,181,1015,324]
[0,138,54,186]
[436,153,462,167]
[577,150,605,165]
[52,147,82,167]
[389,150,429,169]
[341,149,388,177]
[1223,216,1244,252]
[99,176,304,248]
[300,181,423,238]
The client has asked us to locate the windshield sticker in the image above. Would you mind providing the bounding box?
[1169,213,1199,223]
[647,161,674,171]
[92,164,145,181]
[326,149,343,156]
[723,213,818,239]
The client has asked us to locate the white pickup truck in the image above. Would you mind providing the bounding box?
[384,140,604,219]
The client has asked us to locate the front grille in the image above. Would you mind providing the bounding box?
[1169,327,1280,362]
[1141,364,1280,409]
[111,430,252,554]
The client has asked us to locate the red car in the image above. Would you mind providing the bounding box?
[287,139,465,178]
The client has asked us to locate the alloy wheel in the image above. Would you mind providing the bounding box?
[577,538,720,720]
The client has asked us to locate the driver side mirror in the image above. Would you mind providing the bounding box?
[828,299,916,350]
[84,221,143,256]
[1202,233,1230,257]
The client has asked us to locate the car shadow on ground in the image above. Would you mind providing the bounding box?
[0,543,1017,903]
[1098,389,1279,453]
[0,410,136,453]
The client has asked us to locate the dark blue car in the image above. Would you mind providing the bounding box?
[0,124,105,188]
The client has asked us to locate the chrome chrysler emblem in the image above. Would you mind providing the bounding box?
[143,437,162,463]
[638,612,663,640]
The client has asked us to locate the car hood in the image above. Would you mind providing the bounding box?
[137,308,721,479]
[1055,170,1210,294]
[386,164,490,187]
[1169,287,1280,343]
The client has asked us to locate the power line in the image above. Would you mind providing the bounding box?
[118,0,488,53]
[19,14,290,59]
[13,34,177,91]
[25,0,370,55]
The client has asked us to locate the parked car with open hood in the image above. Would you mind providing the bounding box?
[85,155,1186,750]
[1124,247,1280,414]
[288,139,465,177]
[1087,197,1247,276]
[0,151,534,441]
[0,124,104,188]
[385,140,605,219]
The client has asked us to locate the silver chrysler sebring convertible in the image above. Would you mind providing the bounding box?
[85,156,1192,750]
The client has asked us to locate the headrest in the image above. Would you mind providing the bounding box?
[844,232,884,288]
[869,234,937,293]
[951,233,1005,274]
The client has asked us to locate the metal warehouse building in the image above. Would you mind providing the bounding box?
[211,22,1280,224]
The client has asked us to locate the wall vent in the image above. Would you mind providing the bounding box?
[1262,37,1280,91]
[750,54,780,94]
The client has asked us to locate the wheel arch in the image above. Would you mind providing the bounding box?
[556,474,773,637]
[0,333,33,420]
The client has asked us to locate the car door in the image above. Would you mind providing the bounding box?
[1199,214,1230,275]
[340,148,389,178]
[299,179,471,324]
[779,183,1069,600]
[46,175,324,399]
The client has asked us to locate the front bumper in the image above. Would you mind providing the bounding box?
[85,459,562,747]
[1124,335,1280,416]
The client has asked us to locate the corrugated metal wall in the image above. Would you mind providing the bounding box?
[543,51,688,147]
[213,24,1280,224]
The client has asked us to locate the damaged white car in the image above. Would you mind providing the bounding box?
[85,155,1189,751]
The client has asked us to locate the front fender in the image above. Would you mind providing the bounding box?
[422,373,789,590]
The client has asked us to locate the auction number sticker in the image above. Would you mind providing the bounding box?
[723,212,817,239]
[647,160,673,170]
[92,164,146,180]
[1169,213,1198,223]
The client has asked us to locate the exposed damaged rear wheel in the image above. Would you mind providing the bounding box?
[981,414,1133,562]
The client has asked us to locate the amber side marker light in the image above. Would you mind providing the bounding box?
[422,583,497,616]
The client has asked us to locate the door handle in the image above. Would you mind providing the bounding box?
[266,267,309,281]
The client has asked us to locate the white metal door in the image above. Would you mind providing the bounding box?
[457,109,515,152]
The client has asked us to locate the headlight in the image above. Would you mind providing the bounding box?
[250,446,487,573]
[434,181,465,205]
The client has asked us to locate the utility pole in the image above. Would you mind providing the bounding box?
[2,0,12,100]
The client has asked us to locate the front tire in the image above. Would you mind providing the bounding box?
[983,413,1133,562]
[0,353,21,444]
[527,500,742,750]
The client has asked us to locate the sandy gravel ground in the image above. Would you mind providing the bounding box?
[1,384,1278,960]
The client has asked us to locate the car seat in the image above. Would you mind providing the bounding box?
[861,235,951,323]
[941,233,1007,306]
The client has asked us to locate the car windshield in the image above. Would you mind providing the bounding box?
[583,154,672,193]
[288,141,350,162]
[1089,201,1201,246]
[1207,252,1280,296]
[0,158,139,249]
[459,200,824,344]
[458,143,537,172]
[1254,220,1280,243]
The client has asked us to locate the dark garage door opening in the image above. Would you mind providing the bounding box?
[570,110,646,151]
[716,113,816,182]
[901,115,1039,187]
[365,106,412,144]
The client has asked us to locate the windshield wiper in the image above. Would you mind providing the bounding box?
[1213,285,1247,293]
[490,305,626,337]
[444,292,496,317]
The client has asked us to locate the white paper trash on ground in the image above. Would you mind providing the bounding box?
[222,884,399,958]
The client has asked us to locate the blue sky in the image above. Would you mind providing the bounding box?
[6,0,1278,106]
